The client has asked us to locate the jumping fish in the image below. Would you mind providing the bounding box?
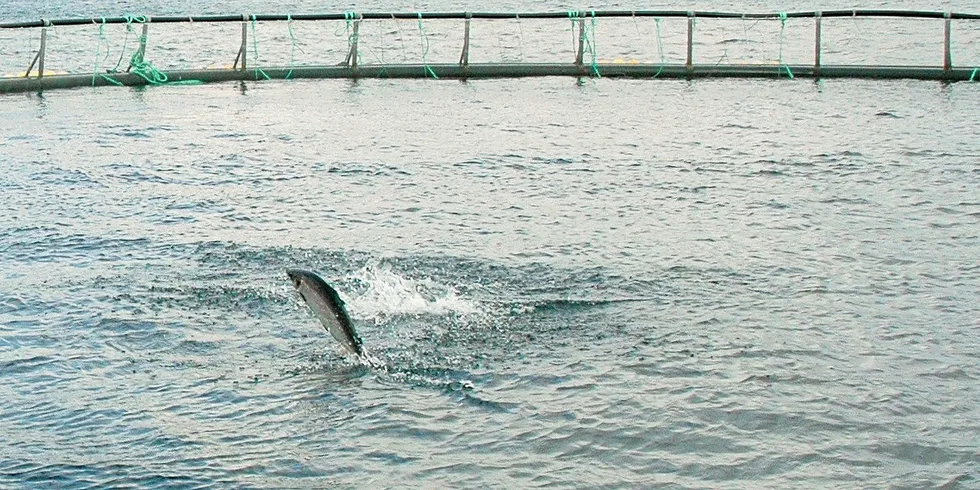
[286,269,365,358]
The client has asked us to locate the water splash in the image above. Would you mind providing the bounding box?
[345,261,482,323]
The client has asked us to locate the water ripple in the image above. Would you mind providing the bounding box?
[2,60,979,488]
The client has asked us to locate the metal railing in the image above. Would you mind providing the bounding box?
[1,9,978,92]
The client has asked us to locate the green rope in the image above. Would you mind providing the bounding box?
[107,17,135,73]
[631,14,661,77]
[92,19,123,86]
[129,56,168,85]
[778,12,794,79]
[87,14,202,88]
[92,19,109,70]
[344,11,359,66]
[95,73,124,86]
[344,11,354,51]
[126,18,168,85]
[586,11,601,77]
[971,68,978,82]
[284,14,300,79]
[130,15,201,86]
[567,10,599,77]
[250,15,271,80]
[416,13,438,79]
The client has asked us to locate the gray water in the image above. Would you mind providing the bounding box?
[2,1,980,489]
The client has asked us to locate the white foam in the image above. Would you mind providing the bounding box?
[345,262,482,322]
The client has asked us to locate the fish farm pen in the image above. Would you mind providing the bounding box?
[0,9,978,93]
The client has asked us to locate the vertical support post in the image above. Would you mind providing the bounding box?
[138,23,149,61]
[241,17,248,71]
[234,15,247,71]
[37,26,47,78]
[943,12,952,72]
[346,17,361,69]
[686,12,695,71]
[575,17,586,66]
[814,11,822,76]
[126,21,149,72]
[459,14,471,65]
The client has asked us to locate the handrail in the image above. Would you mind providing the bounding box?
[2,9,980,28]
[2,8,977,91]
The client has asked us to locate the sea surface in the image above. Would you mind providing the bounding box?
[2,1,980,489]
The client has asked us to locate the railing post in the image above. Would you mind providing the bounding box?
[242,16,248,71]
[233,14,247,71]
[459,13,471,65]
[686,11,695,72]
[575,15,586,66]
[37,25,47,78]
[943,12,952,72]
[814,11,822,76]
[345,16,360,69]
[24,21,48,78]
[141,22,149,57]
[127,22,149,72]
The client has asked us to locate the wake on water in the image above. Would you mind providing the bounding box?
[344,262,483,323]
[286,262,488,395]
[280,253,656,407]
